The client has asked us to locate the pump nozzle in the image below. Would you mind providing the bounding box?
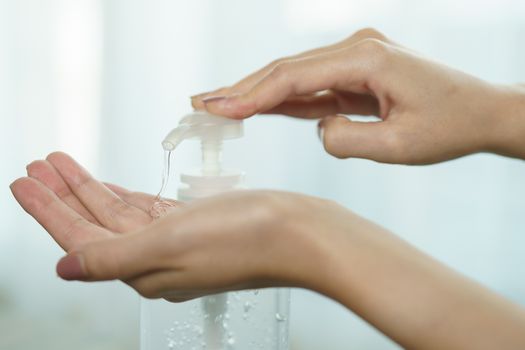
[162,111,243,151]
[162,111,243,176]
[161,124,192,151]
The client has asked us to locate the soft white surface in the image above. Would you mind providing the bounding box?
[1,0,524,349]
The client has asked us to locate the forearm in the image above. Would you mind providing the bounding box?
[309,213,525,349]
[487,84,525,160]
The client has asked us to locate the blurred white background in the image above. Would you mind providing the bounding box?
[1,0,525,349]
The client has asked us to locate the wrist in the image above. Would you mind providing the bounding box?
[283,201,373,303]
[486,84,525,159]
[271,196,353,293]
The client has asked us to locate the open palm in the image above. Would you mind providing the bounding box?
[11,152,178,252]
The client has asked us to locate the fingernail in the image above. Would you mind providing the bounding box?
[9,177,24,191]
[57,253,86,280]
[25,160,39,175]
[190,92,209,100]
[202,95,228,107]
[317,120,325,144]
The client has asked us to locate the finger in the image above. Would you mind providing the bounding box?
[191,27,391,110]
[26,160,101,225]
[192,48,347,112]
[202,44,379,119]
[46,152,151,232]
[10,177,110,250]
[56,229,165,281]
[104,182,180,212]
[263,90,379,119]
[319,115,400,163]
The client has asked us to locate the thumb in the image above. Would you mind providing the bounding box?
[56,232,160,281]
[319,115,398,162]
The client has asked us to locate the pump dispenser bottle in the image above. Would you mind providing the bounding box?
[141,111,290,350]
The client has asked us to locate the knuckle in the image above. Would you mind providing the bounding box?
[105,197,133,221]
[356,38,388,56]
[268,60,300,95]
[241,191,290,234]
[269,61,292,81]
[62,217,89,243]
[352,38,390,72]
[29,194,54,217]
[322,125,348,159]
[354,27,387,41]
[84,245,120,280]
[251,192,282,223]
[268,57,287,69]
[382,128,408,161]
[133,281,160,299]
[74,173,92,190]
[54,185,71,199]
[139,287,159,299]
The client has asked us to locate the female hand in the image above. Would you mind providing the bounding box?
[9,152,337,301]
[192,28,525,164]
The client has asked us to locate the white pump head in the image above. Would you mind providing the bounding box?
[162,110,243,151]
[162,111,243,176]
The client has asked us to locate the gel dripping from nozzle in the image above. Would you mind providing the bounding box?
[149,150,178,219]
[156,149,172,200]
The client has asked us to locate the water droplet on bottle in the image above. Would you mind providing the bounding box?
[227,334,236,346]
[193,325,203,336]
[275,313,286,322]
[243,301,253,312]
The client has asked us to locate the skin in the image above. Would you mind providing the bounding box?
[10,28,525,349]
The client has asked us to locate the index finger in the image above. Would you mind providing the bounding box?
[202,41,385,119]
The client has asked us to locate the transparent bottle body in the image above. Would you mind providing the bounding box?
[140,288,290,350]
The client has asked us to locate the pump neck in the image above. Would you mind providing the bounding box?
[201,138,222,176]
